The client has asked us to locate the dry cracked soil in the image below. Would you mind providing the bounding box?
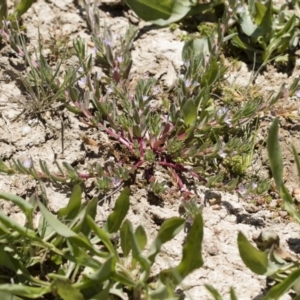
[1,0,300,299]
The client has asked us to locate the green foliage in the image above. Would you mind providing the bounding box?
[0,0,35,27]
[126,0,300,65]
[237,118,300,298]
[0,185,206,299]
[124,0,223,26]
[228,0,299,64]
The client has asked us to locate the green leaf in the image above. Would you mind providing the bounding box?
[86,215,119,258]
[182,99,197,126]
[120,220,132,257]
[38,201,78,238]
[239,8,258,36]
[0,211,36,239]
[106,187,130,233]
[125,219,151,275]
[281,184,300,225]
[182,38,210,61]
[230,288,238,300]
[148,217,185,263]
[254,2,267,25]
[0,245,30,277]
[14,0,35,17]
[0,192,33,228]
[38,201,95,253]
[267,118,283,191]
[80,197,98,237]
[124,0,192,26]
[161,214,203,284]
[0,285,49,298]
[51,279,84,300]
[175,213,203,279]
[263,268,300,300]
[205,285,223,300]
[292,145,300,181]
[58,185,82,220]
[135,225,147,252]
[83,256,116,283]
[0,292,22,300]
[237,232,268,275]
[0,0,7,27]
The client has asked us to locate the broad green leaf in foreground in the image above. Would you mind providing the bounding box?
[106,187,130,233]
[174,213,203,279]
[238,232,268,275]
[86,215,118,258]
[120,219,132,257]
[0,211,36,239]
[161,213,203,284]
[51,279,84,300]
[83,256,116,283]
[125,0,192,26]
[263,268,300,300]
[135,225,147,252]
[182,99,197,126]
[58,185,82,220]
[147,217,185,263]
[0,285,49,298]
[15,0,35,17]
[0,192,33,228]
[38,200,95,253]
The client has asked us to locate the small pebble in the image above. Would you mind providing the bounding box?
[21,125,31,136]
[279,211,288,218]
[244,204,259,213]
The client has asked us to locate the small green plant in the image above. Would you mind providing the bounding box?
[0,0,35,27]
[227,0,300,64]
[0,185,204,299]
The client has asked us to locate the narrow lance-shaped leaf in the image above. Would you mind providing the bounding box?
[125,219,151,276]
[281,184,300,225]
[58,185,82,220]
[105,187,130,233]
[0,285,49,298]
[120,219,132,257]
[267,118,283,191]
[237,231,268,275]
[263,268,300,300]
[86,215,119,258]
[174,213,203,279]
[292,145,300,181]
[0,192,33,228]
[0,211,36,239]
[15,0,35,17]
[148,217,185,263]
[135,225,147,252]
[38,200,96,253]
[230,288,238,300]
[182,99,197,126]
[160,213,203,285]
[205,285,223,300]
